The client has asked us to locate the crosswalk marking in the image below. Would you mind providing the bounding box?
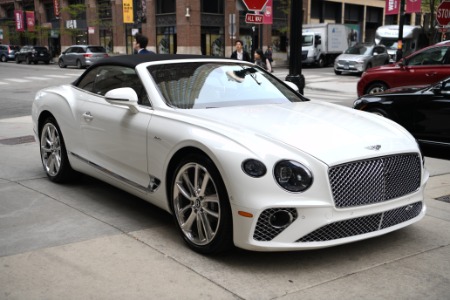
[5,78,29,83]
[0,74,79,85]
[24,77,50,81]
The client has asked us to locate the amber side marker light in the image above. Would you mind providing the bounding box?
[238,211,253,218]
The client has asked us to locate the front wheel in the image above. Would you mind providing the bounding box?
[40,117,77,183]
[58,59,66,68]
[366,82,388,95]
[334,69,342,75]
[170,154,233,254]
[0,55,6,62]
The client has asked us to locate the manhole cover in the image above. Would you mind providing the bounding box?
[435,195,450,203]
[0,135,35,145]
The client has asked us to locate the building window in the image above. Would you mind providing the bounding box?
[157,0,175,14]
[201,27,224,56]
[201,0,224,14]
[157,27,176,54]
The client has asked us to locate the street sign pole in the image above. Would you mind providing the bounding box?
[285,0,305,94]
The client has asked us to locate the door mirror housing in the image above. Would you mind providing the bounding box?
[105,87,139,113]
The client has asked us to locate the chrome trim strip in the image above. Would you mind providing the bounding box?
[70,152,160,193]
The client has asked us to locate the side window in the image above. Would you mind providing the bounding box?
[76,68,98,92]
[82,66,149,106]
[408,47,449,66]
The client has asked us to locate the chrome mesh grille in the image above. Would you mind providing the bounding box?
[297,201,422,242]
[253,208,298,241]
[329,154,421,208]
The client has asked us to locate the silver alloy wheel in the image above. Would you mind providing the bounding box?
[40,123,62,176]
[368,85,386,94]
[173,162,221,246]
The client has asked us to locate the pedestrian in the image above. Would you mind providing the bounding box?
[254,49,272,72]
[230,40,251,62]
[264,45,274,72]
[133,33,155,54]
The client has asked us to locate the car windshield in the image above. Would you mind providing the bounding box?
[345,45,372,55]
[379,38,398,51]
[148,62,303,109]
[87,46,106,53]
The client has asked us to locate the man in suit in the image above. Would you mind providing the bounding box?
[133,33,156,54]
[230,40,251,62]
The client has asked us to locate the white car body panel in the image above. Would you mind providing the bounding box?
[32,57,429,252]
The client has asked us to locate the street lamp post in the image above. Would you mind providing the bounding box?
[285,0,305,94]
[396,0,406,62]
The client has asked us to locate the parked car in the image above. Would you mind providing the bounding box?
[357,41,450,96]
[58,45,109,69]
[334,43,389,75]
[15,46,51,64]
[0,44,20,62]
[354,76,450,148]
[32,55,428,254]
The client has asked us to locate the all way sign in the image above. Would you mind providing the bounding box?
[245,13,263,24]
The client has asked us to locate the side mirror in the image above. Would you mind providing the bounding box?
[373,52,379,56]
[105,87,139,113]
[284,81,300,92]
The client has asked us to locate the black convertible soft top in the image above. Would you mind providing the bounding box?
[94,54,228,69]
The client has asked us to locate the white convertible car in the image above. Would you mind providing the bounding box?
[32,55,429,254]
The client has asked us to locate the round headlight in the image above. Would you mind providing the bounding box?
[242,159,267,178]
[274,160,313,192]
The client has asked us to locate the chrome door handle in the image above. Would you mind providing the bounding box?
[82,112,94,121]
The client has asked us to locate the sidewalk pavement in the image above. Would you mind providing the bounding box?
[1,113,450,298]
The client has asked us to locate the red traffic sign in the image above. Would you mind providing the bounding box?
[242,0,268,12]
[437,0,450,26]
[245,13,263,24]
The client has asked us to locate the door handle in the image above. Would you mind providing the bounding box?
[82,112,94,121]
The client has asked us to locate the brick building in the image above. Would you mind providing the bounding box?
[0,0,420,60]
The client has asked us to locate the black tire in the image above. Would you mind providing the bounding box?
[365,63,372,71]
[334,69,342,75]
[26,57,31,64]
[0,55,6,62]
[15,56,20,64]
[170,153,233,254]
[44,60,50,65]
[76,60,83,69]
[58,59,66,68]
[317,56,326,68]
[365,82,388,95]
[367,107,391,119]
[39,117,77,183]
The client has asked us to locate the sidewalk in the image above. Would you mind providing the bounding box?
[1,114,450,299]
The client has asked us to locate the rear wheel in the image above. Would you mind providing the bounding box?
[15,56,20,64]
[26,57,31,64]
[76,60,83,69]
[170,153,233,254]
[58,59,66,68]
[0,55,6,62]
[366,82,388,95]
[39,117,77,183]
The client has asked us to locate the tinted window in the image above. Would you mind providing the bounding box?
[87,46,106,53]
[407,46,449,66]
[34,47,48,52]
[0,46,6,50]
[76,66,149,105]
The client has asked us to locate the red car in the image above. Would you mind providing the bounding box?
[357,41,450,97]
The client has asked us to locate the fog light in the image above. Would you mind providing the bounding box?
[269,210,294,228]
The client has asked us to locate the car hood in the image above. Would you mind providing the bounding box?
[383,85,428,94]
[364,62,399,73]
[183,101,416,166]
[337,54,370,61]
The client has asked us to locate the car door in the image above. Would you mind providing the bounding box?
[74,65,154,190]
[64,47,77,66]
[413,79,450,145]
[399,46,450,87]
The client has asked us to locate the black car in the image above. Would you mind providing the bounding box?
[353,77,450,149]
[15,46,51,64]
[0,44,20,62]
